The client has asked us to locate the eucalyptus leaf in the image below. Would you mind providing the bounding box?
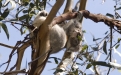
[54,58,58,64]
[116,7,121,10]
[115,44,120,49]
[0,8,9,21]
[0,22,9,39]
[118,38,121,43]
[93,38,101,41]
[42,0,47,9]
[86,63,92,69]
[106,13,114,18]
[82,44,88,51]
[103,40,107,55]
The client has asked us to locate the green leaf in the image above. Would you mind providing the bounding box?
[19,14,29,20]
[54,69,63,74]
[0,8,9,21]
[116,7,121,10]
[42,0,47,9]
[10,14,28,21]
[35,0,39,9]
[91,46,98,51]
[74,69,78,75]
[77,35,82,41]
[118,38,121,43]
[106,13,114,18]
[93,38,101,41]
[24,2,29,6]
[78,56,83,60]
[82,30,86,33]
[0,1,2,9]
[54,58,58,64]
[0,22,9,39]
[82,44,88,51]
[30,3,35,8]
[16,8,25,19]
[23,10,28,13]
[105,31,108,35]
[103,40,107,55]
[86,63,92,69]
[115,44,120,49]
[20,26,27,35]
[93,61,112,68]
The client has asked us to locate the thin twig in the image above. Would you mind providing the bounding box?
[107,26,113,75]
[0,43,15,49]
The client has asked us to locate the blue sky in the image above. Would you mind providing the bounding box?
[0,0,121,75]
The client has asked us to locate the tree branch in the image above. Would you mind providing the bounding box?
[63,0,73,13]
[81,10,121,30]
[29,0,65,75]
[0,43,15,49]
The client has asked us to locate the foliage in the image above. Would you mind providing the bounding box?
[0,0,121,75]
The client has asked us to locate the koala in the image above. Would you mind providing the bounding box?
[32,10,67,54]
[65,20,82,52]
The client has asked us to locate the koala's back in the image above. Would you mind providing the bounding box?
[49,24,67,53]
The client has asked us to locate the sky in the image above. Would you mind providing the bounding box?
[0,0,121,75]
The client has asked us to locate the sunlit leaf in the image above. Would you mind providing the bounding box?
[9,0,16,10]
[3,0,10,7]
[98,39,105,50]
[118,38,121,43]
[35,0,39,9]
[0,22,9,39]
[82,44,88,51]
[115,44,120,49]
[3,0,16,10]
[77,35,82,41]
[103,40,107,55]
[20,26,27,35]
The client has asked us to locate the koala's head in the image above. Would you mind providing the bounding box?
[33,10,48,27]
[38,10,48,17]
